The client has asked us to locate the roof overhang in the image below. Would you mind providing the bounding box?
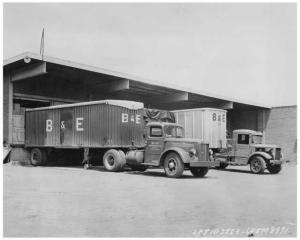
[4,52,272,110]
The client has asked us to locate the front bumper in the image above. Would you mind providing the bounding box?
[269,159,282,165]
[190,161,220,167]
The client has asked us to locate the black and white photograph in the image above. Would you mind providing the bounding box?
[2,2,298,238]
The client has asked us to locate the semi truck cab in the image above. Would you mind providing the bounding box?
[138,122,219,177]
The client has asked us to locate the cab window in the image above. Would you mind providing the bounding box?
[150,126,163,137]
[237,134,249,144]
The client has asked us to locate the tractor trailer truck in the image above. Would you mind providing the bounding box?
[25,100,219,178]
[172,108,283,174]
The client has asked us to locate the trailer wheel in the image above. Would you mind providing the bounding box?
[267,164,282,174]
[190,167,209,177]
[30,148,47,166]
[249,156,266,174]
[103,149,125,172]
[163,152,184,178]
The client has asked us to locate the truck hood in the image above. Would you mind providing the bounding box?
[164,138,209,144]
[251,144,279,148]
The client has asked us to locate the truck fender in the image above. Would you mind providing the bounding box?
[160,147,189,165]
[248,152,272,164]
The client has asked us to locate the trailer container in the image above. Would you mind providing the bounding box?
[172,108,227,149]
[25,100,145,148]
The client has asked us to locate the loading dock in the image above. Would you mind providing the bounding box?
[3,52,297,163]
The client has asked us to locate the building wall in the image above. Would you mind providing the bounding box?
[264,106,297,162]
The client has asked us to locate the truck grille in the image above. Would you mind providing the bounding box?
[275,148,281,160]
[196,143,209,161]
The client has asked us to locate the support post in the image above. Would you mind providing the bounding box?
[82,148,90,169]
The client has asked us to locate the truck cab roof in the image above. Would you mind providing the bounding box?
[233,129,263,135]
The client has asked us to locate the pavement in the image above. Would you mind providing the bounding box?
[3,163,297,237]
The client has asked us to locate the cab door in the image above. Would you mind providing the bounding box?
[234,133,251,164]
[144,125,164,165]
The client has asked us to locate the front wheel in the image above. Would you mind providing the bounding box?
[267,164,282,174]
[190,167,209,177]
[163,152,184,178]
[249,156,266,174]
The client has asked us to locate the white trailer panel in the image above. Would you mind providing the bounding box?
[172,108,227,149]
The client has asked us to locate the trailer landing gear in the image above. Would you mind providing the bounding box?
[82,148,91,169]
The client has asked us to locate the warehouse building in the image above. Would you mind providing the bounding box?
[3,52,297,163]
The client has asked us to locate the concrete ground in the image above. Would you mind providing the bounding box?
[3,163,297,237]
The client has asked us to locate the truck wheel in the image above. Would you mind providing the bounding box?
[190,167,209,177]
[30,148,47,166]
[163,152,184,178]
[131,165,148,172]
[118,150,126,171]
[215,162,228,169]
[103,149,125,172]
[249,156,266,174]
[267,164,282,174]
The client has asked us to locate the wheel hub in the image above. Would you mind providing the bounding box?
[168,159,176,171]
[252,159,261,172]
[107,156,115,166]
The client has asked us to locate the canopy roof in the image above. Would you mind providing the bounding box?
[4,52,271,110]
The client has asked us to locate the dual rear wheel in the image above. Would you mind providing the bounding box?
[103,149,126,172]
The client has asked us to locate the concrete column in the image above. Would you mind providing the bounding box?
[3,71,13,144]
[257,109,271,143]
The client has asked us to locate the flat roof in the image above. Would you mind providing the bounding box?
[4,52,271,110]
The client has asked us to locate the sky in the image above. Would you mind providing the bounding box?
[3,3,297,107]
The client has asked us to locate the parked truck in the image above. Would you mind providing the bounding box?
[25,100,219,178]
[215,129,283,174]
[172,108,283,174]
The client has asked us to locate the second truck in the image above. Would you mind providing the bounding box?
[172,108,283,174]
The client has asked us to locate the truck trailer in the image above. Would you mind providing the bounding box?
[172,108,227,150]
[25,100,219,178]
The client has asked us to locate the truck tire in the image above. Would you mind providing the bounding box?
[118,150,126,171]
[190,167,209,177]
[30,148,47,166]
[131,165,148,172]
[215,162,228,169]
[249,156,266,174]
[267,164,282,174]
[163,152,184,178]
[103,149,125,172]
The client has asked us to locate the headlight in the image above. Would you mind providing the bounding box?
[268,148,274,158]
[189,148,196,157]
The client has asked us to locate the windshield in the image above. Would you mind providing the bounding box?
[252,135,263,144]
[164,125,184,138]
